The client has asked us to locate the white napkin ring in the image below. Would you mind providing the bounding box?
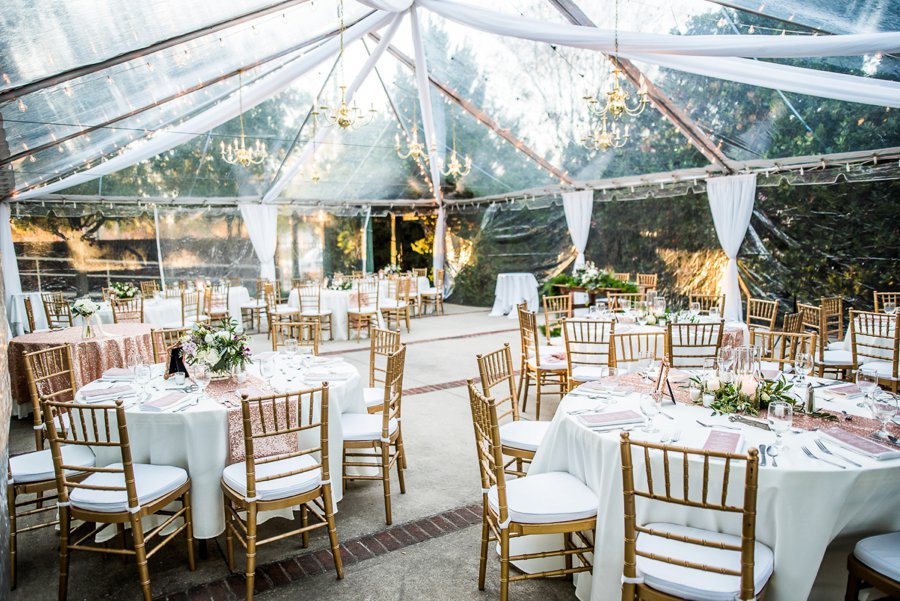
[380,437,391,443]
[481,487,490,494]
[244,495,260,503]
[320,479,331,486]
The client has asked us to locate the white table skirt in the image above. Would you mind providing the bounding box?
[525,387,900,601]
[7,291,47,335]
[490,273,540,319]
[288,288,387,341]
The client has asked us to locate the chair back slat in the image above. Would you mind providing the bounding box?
[689,294,725,315]
[379,346,407,435]
[23,296,36,333]
[517,305,542,367]
[636,273,657,289]
[150,327,189,364]
[610,332,665,371]
[24,344,77,439]
[370,328,401,388]
[746,298,778,331]
[181,289,203,326]
[466,380,507,524]
[666,322,724,368]
[563,318,614,378]
[271,318,320,354]
[874,291,900,314]
[297,282,322,313]
[782,312,802,333]
[607,292,646,312]
[750,330,817,370]
[542,294,572,344]
[820,297,844,343]
[352,279,380,311]
[42,292,73,328]
[476,344,520,424]
[850,310,899,377]
[613,272,631,283]
[140,281,159,298]
[111,296,144,324]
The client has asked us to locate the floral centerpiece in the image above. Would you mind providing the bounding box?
[542,261,638,296]
[691,373,793,416]
[382,264,402,276]
[71,297,101,338]
[328,278,352,291]
[180,319,251,380]
[109,281,139,299]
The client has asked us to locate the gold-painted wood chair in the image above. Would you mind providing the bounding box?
[23,344,77,451]
[542,294,572,346]
[348,278,380,341]
[799,302,853,378]
[746,298,779,331]
[821,296,845,343]
[223,386,343,600]
[111,296,144,324]
[412,268,428,278]
[341,345,407,525]
[613,272,632,282]
[467,381,596,601]
[271,317,320,355]
[518,304,567,421]
[749,330,817,373]
[608,292,646,312]
[101,287,112,302]
[402,275,421,318]
[240,281,267,333]
[204,284,230,324]
[477,343,550,478]
[365,328,401,414]
[23,296,36,332]
[782,312,802,333]
[689,294,724,315]
[845,533,900,601]
[352,270,365,279]
[41,292,73,328]
[140,280,159,298]
[563,318,614,389]
[850,310,900,393]
[636,273,658,290]
[619,432,771,601]
[163,281,183,298]
[665,321,723,368]
[150,327,190,365]
[168,288,207,328]
[610,332,666,374]
[43,399,195,601]
[264,282,299,337]
[420,268,445,316]
[874,291,900,314]
[297,281,333,341]
[381,277,412,333]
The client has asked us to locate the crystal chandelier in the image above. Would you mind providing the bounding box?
[441,125,472,179]
[395,105,430,161]
[581,114,629,151]
[220,71,268,166]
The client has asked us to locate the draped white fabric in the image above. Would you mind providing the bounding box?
[433,204,447,273]
[356,0,412,10]
[707,174,757,323]
[239,203,279,281]
[1,201,23,306]
[562,190,593,270]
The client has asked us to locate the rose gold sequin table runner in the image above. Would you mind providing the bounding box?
[8,324,154,408]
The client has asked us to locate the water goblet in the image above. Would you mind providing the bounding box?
[640,392,662,433]
[194,364,211,401]
[637,352,653,382]
[883,301,896,315]
[767,401,793,458]
[869,391,898,441]
[793,352,813,385]
[708,306,720,321]
[259,357,276,388]
[856,366,879,408]
[718,347,734,380]
[134,363,152,406]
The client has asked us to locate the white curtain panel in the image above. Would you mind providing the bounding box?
[356,0,412,10]
[562,190,593,270]
[707,174,756,322]
[433,204,447,274]
[239,204,279,281]
[1,201,23,305]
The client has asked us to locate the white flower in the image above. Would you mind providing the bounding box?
[739,375,759,398]
[205,349,220,366]
[645,314,657,325]
[706,377,721,392]
[216,330,230,340]
[204,333,214,344]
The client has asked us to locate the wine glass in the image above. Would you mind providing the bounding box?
[284,338,298,360]
[856,366,879,408]
[884,301,897,316]
[703,357,717,378]
[689,302,700,318]
[708,306,720,321]
[259,357,276,387]
[793,352,813,385]
[194,364,211,401]
[640,392,662,433]
[767,401,793,459]
[637,352,653,382]
[869,391,898,441]
[134,363,152,405]
[654,298,666,314]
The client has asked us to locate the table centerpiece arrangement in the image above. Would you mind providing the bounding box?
[71,297,101,338]
[109,281,140,299]
[380,264,403,276]
[542,261,638,297]
[180,318,252,381]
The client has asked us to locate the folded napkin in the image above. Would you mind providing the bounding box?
[577,381,629,396]
[142,392,189,412]
[577,409,643,428]
[235,386,266,400]
[548,351,567,362]
[702,431,744,454]
[103,367,135,381]
[305,367,352,381]
[82,384,134,399]
[311,356,342,366]
[827,383,862,397]
[819,427,900,461]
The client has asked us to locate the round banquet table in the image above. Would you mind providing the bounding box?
[8,323,154,412]
[77,355,367,539]
[521,374,900,601]
[490,273,540,319]
[287,288,387,341]
[6,291,47,335]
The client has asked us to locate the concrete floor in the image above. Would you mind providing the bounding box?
[7,305,572,600]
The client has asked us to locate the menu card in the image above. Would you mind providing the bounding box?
[827,384,863,397]
[577,409,644,428]
[142,392,188,412]
[819,427,900,461]
[702,431,744,454]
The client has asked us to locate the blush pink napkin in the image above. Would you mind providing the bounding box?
[104,367,134,377]
[702,431,742,454]
[143,392,187,410]
[82,385,133,399]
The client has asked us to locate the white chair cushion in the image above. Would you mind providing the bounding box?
[421,287,437,295]
[209,305,229,314]
[223,454,321,502]
[854,532,900,582]
[499,420,551,453]
[488,472,597,525]
[240,300,266,309]
[528,356,567,371]
[274,306,298,315]
[826,341,846,351]
[636,522,774,601]
[381,300,408,309]
[349,307,378,315]
[70,463,188,513]
[301,309,332,317]
[859,360,900,381]
[341,413,398,441]
[527,345,557,360]
[571,365,607,382]
[817,349,854,366]
[363,386,385,408]
[9,445,96,484]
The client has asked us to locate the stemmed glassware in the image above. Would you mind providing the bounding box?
[194,364,211,401]
[793,352,813,385]
[767,401,793,460]
[640,392,662,433]
[134,363,151,406]
[636,352,653,382]
[866,391,898,442]
[708,306,720,321]
[856,366,879,408]
[689,302,701,318]
[259,357,276,391]
[718,347,734,381]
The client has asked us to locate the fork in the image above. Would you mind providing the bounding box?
[801,445,846,469]
[696,419,741,431]
[814,439,862,468]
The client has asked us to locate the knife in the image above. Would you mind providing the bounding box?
[758,444,767,467]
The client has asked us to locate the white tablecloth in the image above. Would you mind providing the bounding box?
[95,297,182,327]
[7,291,46,335]
[79,357,366,539]
[288,288,387,341]
[490,273,540,319]
[525,382,900,601]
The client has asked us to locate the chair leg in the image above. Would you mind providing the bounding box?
[8,484,16,590]
[398,428,408,469]
[500,529,510,601]
[224,497,235,571]
[395,440,406,494]
[184,491,196,571]
[845,559,862,601]
[58,505,71,601]
[245,504,258,601]
[517,358,526,410]
[564,533,573,580]
[130,512,153,601]
[404,308,410,333]
[301,505,309,548]
[535,372,543,421]
[322,485,344,579]
[381,442,392,525]
[478,504,489,591]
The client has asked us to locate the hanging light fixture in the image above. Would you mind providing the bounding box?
[395,104,430,161]
[441,125,472,179]
[581,114,629,151]
[220,70,268,167]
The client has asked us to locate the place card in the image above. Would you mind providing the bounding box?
[142,392,188,412]
[819,427,900,461]
[577,409,644,428]
[702,430,743,454]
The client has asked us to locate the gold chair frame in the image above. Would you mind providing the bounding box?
[799,302,851,378]
[542,294,572,345]
[41,292,73,328]
[204,285,230,323]
[850,310,899,392]
[665,321,724,368]
[23,296,36,332]
[873,291,899,314]
[347,278,380,341]
[610,332,666,372]
[782,312,802,333]
[518,305,566,421]
[613,272,632,283]
[689,294,725,315]
[140,281,159,298]
[23,344,77,450]
[297,282,333,341]
[845,548,900,601]
[420,268,445,316]
[180,289,206,328]
[367,328,401,414]
[150,327,189,365]
[271,317,321,355]
[563,318,614,389]
[746,298,779,331]
[110,296,144,324]
[636,273,658,290]
[608,292,646,312]
[381,277,412,333]
[749,330,817,372]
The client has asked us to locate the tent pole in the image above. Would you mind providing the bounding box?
[153,205,166,290]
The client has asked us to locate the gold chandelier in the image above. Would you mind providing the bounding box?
[220,71,268,167]
[395,105,430,161]
[441,125,472,179]
[581,114,629,151]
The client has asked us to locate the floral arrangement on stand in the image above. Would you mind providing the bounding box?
[180,319,251,379]
[541,261,638,296]
[71,297,101,338]
[109,282,139,299]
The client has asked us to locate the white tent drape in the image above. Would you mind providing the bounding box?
[562,190,593,270]
[239,203,279,281]
[1,201,22,305]
[707,174,757,322]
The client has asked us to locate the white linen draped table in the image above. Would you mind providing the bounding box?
[79,356,367,539]
[288,287,387,341]
[95,297,182,326]
[524,381,900,601]
[6,291,47,335]
[490,273,540,318]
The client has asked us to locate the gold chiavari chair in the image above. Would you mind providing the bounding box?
[850,310,900,392]
[23,296,36,332]
[412,268,428,278]
[150,327,189,365]
[636,273,658,290]
[402,275,421,318]
[140,280,159,298]
[466,381,596,600]
[271,280,286,304]
[264,282,299,336]
[297,281,333,341]
[689,293,724,315]
[420,268,445,316]
[163,281,183,298]
[746,297,779,331]
[821,296,845,343]
[610,332,667,374]
[271,317,320,355]
[348,278,380,341]
[799,302,853,378]
[240,281,267,333]
[365,328,401,414]
[874,291,900,314]
[608,292,646,312]
[168,288,206,328]
[101,288,112,302]
[542,294,572,346]
[381,277,412,333]
[613,272,632,282]
[477,343,550,478]
[110,296,144,324]
[43,399,195,601]
[352,270,366,279]
[563,318,614,389]
[518,304,567,421]
[204,284,230,324]
[342,345,407,524]
[845,533,900,601]
[665,321,723,368]
[223,386,343,600]
[23,344,77,450]
[750,330,817,373]
[619,432,771,601]
[782,312,802,333]
[41,291,73,328]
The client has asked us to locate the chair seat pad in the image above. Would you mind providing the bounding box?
[274,306,299,315]
[363,386,385,408]
[70,463,188,513]
[859,360,900,381]
[826,340,846,351]
[341,413,398,441]
[9,445,96,484]
[301,309,332,317]
[488,471,597,525]
[241,300,266,309]
[381,300,408,309]
[421,287,438,295]
[636,522,774,601]
[571,365,607,382]
[349,307,378,315]
[817,349,854,366]
[499,420,551,453]
[528,356,568,371]
[854,532,900,582]
[223,454,321,502]
[210,305,229,314]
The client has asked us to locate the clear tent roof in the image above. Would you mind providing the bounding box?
[1,0,899,205]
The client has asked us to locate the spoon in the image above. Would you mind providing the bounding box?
[766,445,779,468]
